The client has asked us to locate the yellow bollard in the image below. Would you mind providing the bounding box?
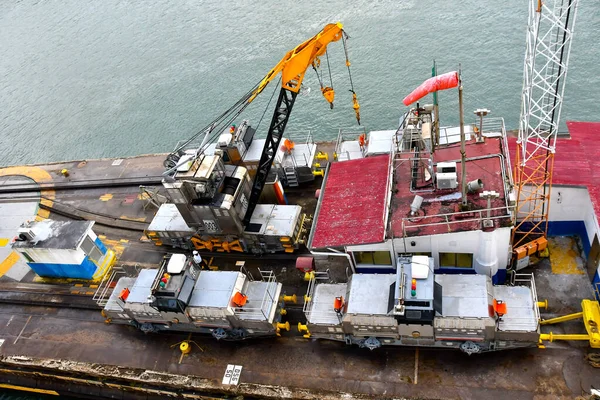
[304,294,311,303]
[180,341,191,355]
[277,321,290,332]
[60,168,69,177]
[537,299,549,310]
[313,169,324,177]
[304,271,315,281]
[314,163,321,168]
[282,294,297,304]
[280,309,287,316]
[298,322,311,338]
[316,151,329,161]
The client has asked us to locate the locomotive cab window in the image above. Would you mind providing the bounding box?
[156,298,186,313]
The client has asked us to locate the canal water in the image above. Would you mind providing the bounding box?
[0,0,598,167]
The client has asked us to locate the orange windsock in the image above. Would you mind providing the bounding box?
[402,71,459,106]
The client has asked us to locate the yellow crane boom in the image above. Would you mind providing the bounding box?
[248,22,347,107]
[242,22,359,226]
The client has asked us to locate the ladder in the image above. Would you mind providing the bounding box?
[284,166,299,187]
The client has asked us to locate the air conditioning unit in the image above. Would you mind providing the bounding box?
[17,227,36,241]
[436,162,458,190]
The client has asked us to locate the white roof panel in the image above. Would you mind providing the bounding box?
[166,254,187,274]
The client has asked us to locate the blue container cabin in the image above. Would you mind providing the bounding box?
[11,220,113,280]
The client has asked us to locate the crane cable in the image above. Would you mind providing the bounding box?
[170,79,262,156]
[323,49,335,109]
[255,76,282,133]
[227,77,282,174]
[163,79,268,173]
[168,25,361,172]
[326,49,334,89]
[342,30,361,125]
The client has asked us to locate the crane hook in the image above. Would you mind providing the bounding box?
[322,87,335,109]
[351,90,361,125]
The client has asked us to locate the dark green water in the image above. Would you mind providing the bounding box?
[0,0,598,167]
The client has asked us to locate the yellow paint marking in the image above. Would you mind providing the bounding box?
[0,383,59,396]
[89,284,99,288]
[0,238,8,247]
[549,238,585,275]
[74,283,84,287]
[119,215,147,222]
[100,238,127,259]
[37,209,50,219]
[34,215,46,222]
[138,192,150,200]
[119,239,129,243]
[98,235,106,239]
[0,251,20,277]
[99,193,113,201]
[0,165,55,220]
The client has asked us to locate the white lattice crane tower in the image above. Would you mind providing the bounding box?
[512,0,579,250]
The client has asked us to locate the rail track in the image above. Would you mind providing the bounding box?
[0,283,102,310]
[0,176,164,195]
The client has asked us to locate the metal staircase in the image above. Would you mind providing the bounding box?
[284,166,299,187]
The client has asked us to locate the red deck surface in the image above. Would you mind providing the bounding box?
[390,137,511,238]
[310,154,390,248]
[508,121,600,218]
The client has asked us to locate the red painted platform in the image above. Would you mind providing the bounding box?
[390,137,511,238]
[310,154,390,249]
[508,121,600,218]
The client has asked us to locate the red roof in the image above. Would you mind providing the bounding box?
[509,121,600,218]
[310,154,391,248]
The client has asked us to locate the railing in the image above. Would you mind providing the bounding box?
[438,124,474,146]
[302,270,342,324]
[334,127,366,160]
[279,130,315,168]
[480,117,513,186]
[512,272,541,329]
[93,265,126,307]
[401,206,513,237]
[233,269,279,321]
[393,111,410,153]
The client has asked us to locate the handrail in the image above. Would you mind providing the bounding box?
[302,271,341,323]
[513,272,541,329]
[281,130,316,168]
[233,269,278,321]
[334,127,366,159]
[401,205,513,237]
[93,266,126,307]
